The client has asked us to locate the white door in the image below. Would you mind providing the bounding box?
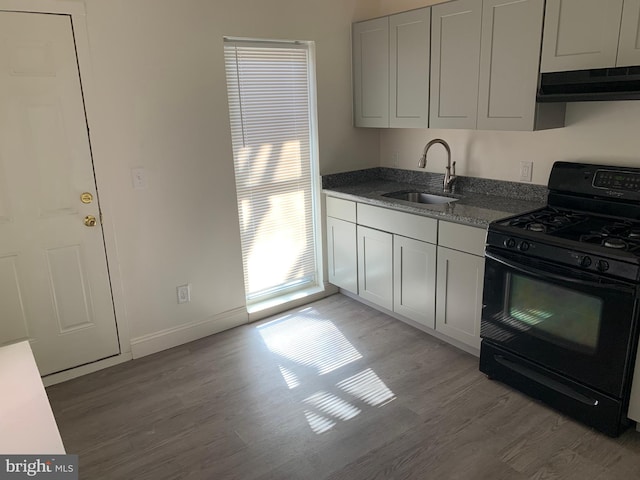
[0,12,119,375]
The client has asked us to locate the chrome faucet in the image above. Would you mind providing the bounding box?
[418,138,457,193]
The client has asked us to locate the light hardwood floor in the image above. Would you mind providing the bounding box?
[47,294,640,479]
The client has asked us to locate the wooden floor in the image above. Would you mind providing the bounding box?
[47,294,640,479]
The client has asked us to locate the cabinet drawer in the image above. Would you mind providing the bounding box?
[438,221,486,256]
[357,203,437,244]
[326,196,356,222]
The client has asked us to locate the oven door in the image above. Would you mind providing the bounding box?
[481,246,638,398]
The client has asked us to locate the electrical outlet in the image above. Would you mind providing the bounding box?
[177,284,191,304]
[392,152,400,167]
[520,161,533,182]
[131,167,147,190]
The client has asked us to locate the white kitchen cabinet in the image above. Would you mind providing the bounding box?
[327,217,358,293]
[394,235,436,328]
[430,0,482,129]
[435,222,486,350]
[358,225,393,311]
[477,0,563,131]
[541,0,625,72]
[326,197,357,293]
[389,8,431,128]
[618,0,640,66]
[358,203,438,323]
[353,8,430,128]
[353,17,389,127]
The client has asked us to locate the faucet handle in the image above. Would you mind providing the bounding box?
[451,161,456,177]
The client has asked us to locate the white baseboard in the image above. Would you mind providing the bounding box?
[130,307,248,359]
[42,352,133,387]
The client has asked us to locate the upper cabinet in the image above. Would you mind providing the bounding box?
[478,0,563,131]
[618,0,640,66]
[353,8,430,128]
[430,0,482,129]
[353,17,389,127]
[390,9,431,128]
[431,0,562,131]
[353,0,565,132]
[541,0,640,72]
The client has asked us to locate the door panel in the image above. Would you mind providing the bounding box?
[430,0,482,129]
[0,12,119,375]
[393,235,436,328]
[436,247,484,349]
[389,8,430,128]
[618,0,640,66]
[353,17,389,127]
[357,226,393,311]
[327,217,358,294]
[477,0,545,131]
[541,0,624,72]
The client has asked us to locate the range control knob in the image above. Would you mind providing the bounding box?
[518,241,530,252]
[597,260,610,272]
[580,256,592,268]
[504,238,516,248]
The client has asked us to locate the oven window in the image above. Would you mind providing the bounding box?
[507,274,603,353]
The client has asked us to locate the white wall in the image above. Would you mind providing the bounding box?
[369,0,640,185]
[380,102,640,185]
[81,0,380,351]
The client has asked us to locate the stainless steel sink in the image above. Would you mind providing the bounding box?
[383,191,459,205]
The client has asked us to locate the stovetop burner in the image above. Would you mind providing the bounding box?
[504,208,589,234]
[497,207,640,256]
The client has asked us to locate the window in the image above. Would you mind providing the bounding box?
[224,38,321,307]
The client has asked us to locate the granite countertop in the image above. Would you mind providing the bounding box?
[322,169,547,228]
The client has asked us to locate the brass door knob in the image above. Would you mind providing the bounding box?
[84,215,97,227]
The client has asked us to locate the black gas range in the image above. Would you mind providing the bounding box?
[480,162,640,436]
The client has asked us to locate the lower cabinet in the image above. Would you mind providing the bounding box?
[325,196,486,353]
[327,217,358,293]
[435,246,485,350]
[394,235,436,329]
[357,225,393,311]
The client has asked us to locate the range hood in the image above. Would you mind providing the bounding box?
[537,66,640,103]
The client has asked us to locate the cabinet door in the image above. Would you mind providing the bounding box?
[357,226,393,311]
[389,8,430,128]
[327,217,357,293]
[393,235,436,329]
[477,0,545,131]
[430,0,482,129]
[435,247,485,350]
[618,0,640,66]
[353,17,389,127]
[541,0,624,72]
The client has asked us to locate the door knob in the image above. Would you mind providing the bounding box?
[84,215,97,227]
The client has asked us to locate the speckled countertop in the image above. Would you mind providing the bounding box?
[322,168,547,228]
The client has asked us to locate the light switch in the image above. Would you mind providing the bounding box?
[131,167,147,190]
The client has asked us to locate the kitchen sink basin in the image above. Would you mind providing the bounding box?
[382,191,459,205]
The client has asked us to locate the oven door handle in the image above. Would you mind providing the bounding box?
[485,251,634,293]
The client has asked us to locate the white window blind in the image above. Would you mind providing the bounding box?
[224,39,319,304]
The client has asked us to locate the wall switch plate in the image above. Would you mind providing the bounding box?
[177,284,191,304]
[520,161,533,182]
[131,167,147,190]
[392,152,400,167]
